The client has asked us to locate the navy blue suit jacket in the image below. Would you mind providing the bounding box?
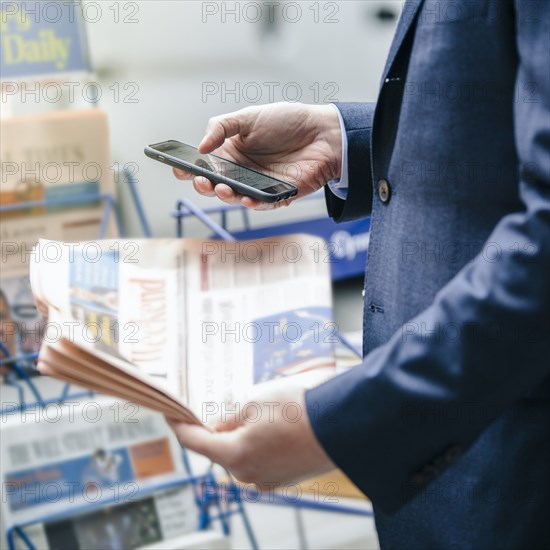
[306,1,550,547]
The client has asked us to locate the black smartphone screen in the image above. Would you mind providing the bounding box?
[153,141,295,194]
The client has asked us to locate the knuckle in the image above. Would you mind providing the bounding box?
[206,116,219,129]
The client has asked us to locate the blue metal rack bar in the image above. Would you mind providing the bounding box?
[122,167,153,238]
[174,198,237,241]
[171,191,327,239]
[7,527,34,550]
[0,345,42,403]
[172,201,252,239]
[198,468,259,550]
[0,345,93,414]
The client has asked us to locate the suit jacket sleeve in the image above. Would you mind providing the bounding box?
[307,0,550,513]
[324,102,376,222]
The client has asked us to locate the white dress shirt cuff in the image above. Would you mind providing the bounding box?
[326,103,349,200]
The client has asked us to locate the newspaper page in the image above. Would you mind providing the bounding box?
[184,235,336,416]
[1,398,189,531]
[30,235,336,419]
[6,485,200,550]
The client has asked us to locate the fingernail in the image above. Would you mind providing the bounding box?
[198,136,209,151]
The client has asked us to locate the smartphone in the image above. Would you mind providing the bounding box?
[144,140,298,203]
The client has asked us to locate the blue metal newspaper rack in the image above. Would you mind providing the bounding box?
[0,171,258,550]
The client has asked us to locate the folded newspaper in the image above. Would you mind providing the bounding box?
[29,235,339,426]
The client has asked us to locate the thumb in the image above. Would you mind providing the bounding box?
[212,415,243,433]
[167,418,239,466]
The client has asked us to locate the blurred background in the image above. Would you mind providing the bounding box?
[3,0,400,235]
[90,0,399,237]
[1,1,400,548]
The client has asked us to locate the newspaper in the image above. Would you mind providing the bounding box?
[1,109,116,279]
[9,484,200,550]
[1,398,190,530]
[29,235,337,424]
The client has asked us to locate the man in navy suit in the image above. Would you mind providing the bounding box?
[170,1,549,547]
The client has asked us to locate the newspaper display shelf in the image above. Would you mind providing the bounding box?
[0,2,256,547]
[0,173,258,550]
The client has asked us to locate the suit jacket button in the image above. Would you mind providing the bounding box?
[377,179,391,203]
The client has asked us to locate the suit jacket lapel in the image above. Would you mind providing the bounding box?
[380,0,425,85]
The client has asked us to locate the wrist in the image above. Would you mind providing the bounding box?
[311,104,343,181]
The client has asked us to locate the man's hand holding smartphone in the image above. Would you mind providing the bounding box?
[174,102,343,210]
